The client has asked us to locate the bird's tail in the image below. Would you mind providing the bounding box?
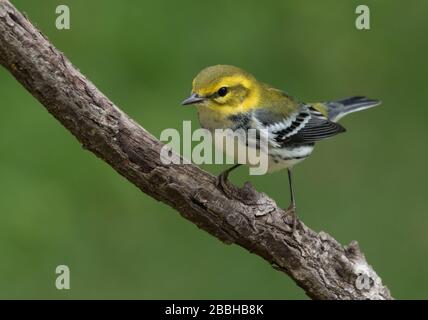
[322,96,381,122]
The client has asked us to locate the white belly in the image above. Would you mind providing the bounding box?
[212,129,260,165]
[266,145,314,172]
[212,130,314,173]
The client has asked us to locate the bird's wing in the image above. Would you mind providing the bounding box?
[253,105,346,146]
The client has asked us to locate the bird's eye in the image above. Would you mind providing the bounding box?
[217,87,228,97]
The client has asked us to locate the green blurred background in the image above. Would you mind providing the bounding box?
[0,0,427,299]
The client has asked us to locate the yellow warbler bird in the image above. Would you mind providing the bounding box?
[182,65,380,228]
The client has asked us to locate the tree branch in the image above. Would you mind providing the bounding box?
[0,0,392,300]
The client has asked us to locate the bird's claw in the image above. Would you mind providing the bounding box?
[284,204,298,233]
[217,171,258,205]
[217,172,247,203]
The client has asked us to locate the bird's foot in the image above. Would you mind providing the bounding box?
[216,165,277,216]
[217,172,252,205]
[283,204,299,233]
[217,171,260,206]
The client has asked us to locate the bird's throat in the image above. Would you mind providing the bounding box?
[197,105,235,130]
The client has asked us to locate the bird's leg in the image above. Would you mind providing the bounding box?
[217,164,242,199]
[218,163,259,205]
[284,168,298,232]
[217,164,275,210]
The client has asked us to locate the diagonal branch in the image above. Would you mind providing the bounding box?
[0,0,392,300]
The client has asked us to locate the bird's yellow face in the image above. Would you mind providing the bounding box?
[182,65,261,117]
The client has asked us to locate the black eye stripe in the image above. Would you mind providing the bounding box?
[209,84,245,99]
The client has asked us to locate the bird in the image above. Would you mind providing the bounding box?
[182,65,380,230]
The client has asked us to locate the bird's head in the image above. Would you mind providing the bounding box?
[182,65,261,115]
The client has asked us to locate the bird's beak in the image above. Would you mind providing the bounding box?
[182,93,205,106]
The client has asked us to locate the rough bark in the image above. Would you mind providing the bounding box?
[0,0,392,300]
